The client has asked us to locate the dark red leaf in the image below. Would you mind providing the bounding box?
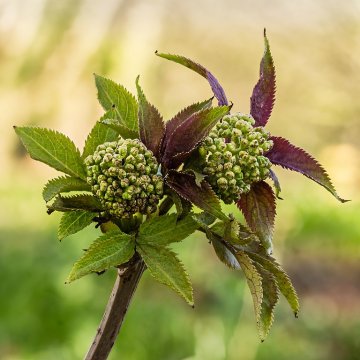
[166,171,227,221]
[155,52,228,106]
[266,136,348,202]
[136,76,165,161]
[162,98,213,153]
[237,181,276,253]
[163,106,230,169]
[250,29,276,127]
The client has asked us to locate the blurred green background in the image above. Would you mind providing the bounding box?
[1,0,359,359]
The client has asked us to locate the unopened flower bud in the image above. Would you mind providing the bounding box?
[85,138,164,218]
[199,113,273,203]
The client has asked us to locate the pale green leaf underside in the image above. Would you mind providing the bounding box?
[247,252,299,316]
[82,121,118,159]
[58,211,96,240]
[42,176,91,202]
[137,214,198,246]
[138,244,194,305]
[67,232,135,282]
[14,126,86,179]
[94,74,138,132]
[236,251,263,327]
[254,264,279,340]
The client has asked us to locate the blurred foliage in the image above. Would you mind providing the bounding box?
[1,0,359,359]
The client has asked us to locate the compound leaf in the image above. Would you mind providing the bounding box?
[138,244,193,305]
[14,126,86,179]
[67,231,135,282]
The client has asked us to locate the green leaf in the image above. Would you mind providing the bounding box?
[82,121,118,159]
[14,127,86,179]
[67,231,135,282]
[47,194,103,214]
[247,252,299,317]
[42,176,91,202]
[210,220,256,247]
[58,211,95,240]
[236,251,263,330]
[192,212,216,229]
[136,76,165,160]
[94,74,138,132]
[254,264,279,341]
[99,114,138,139]
[137,214,198,246]
[138,244,193,305]
[211,233,240,270]
[168,190,192,219]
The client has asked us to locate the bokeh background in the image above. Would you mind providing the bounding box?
[1,0,359,359]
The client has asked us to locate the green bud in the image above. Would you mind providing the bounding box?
[86,138,164,218]
[199,112,273,203]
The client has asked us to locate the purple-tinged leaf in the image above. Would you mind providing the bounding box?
[266,136,348,203]
[166,171,228,221]
[269,169,282,199]
[155,52,228,106]
[237,181,276,253]
[250,29,276,127]
[163,105,231,169]
[162,98,213,152]
[136,76,165,161]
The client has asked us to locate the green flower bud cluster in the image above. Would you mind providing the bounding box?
[199,113,273,204]
[85,138,164,218]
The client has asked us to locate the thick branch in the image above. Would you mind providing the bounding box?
[85,257,146,360]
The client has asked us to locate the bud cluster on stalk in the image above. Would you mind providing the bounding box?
[199,113,273,204]
[85,138,164,218]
